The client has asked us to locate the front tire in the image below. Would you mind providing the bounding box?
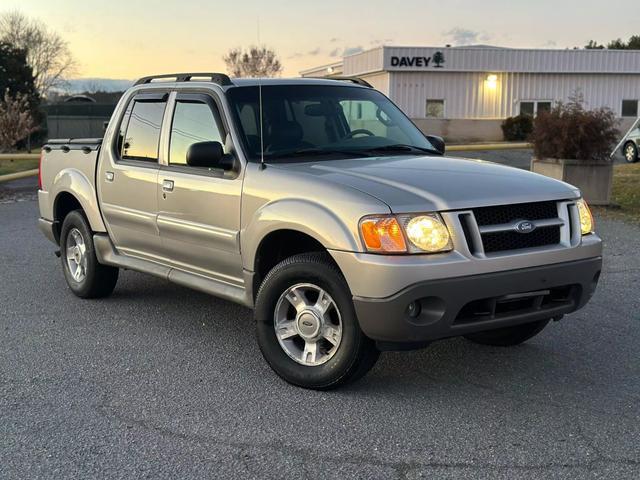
[60,210,119,298]
[464,319,550,347]
[623,142,638,163]
[254,252,379,390]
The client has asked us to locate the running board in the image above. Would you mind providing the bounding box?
[93,234,251,307]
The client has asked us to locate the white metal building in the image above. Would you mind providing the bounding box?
[301,46,640,142]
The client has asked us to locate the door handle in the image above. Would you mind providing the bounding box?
[162,179,174,192]
[105,171,114,182]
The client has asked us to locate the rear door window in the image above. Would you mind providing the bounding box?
[120,98,167,162]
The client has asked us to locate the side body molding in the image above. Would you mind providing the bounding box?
[52,168,106,232]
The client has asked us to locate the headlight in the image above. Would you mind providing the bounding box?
[359,213,452,253]
[576,199,594,235]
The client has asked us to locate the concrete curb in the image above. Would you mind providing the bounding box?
[0,153,40,160]
[0,169,39,183]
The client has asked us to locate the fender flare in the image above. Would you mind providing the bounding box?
[242,198,360,272]
[51,168,106,232]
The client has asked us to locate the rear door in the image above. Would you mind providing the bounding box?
[97,92,169,260]
[155,92,244,285]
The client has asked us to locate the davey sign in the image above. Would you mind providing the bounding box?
[389,51,446,69]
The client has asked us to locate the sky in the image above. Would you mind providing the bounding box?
[5,0,640,85]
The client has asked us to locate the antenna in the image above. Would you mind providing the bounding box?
[257,15,266,169]
[259,82,265,169]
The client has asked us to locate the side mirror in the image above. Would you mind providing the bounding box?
[426,135,445,155]
[186,141,232,169]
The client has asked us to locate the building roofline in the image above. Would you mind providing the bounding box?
[356,44,640,55]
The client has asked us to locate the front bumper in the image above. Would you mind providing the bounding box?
[351,257,602,344]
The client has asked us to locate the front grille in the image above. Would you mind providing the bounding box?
[473,201,558,226]
[481,226,561,253]
[470,201,561,254]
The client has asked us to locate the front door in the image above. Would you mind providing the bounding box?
[97,92,169,260]
[156,92,244,286]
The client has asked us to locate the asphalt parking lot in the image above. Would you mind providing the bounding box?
[1,156,639,479]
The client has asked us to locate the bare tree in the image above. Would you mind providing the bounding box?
[0,10,75,97]
[0,90,37,152]
[223,46,283,78]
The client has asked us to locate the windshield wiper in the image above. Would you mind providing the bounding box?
[362,144,440,155]
[266,148,373,160]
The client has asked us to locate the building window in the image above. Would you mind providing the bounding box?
[520,101,552,117]
[426,99,445,118]
[621,100,638,117]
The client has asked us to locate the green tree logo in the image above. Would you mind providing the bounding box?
[433,51,445,68]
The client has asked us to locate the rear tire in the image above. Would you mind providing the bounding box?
[254,252,379,390]
[463,319,550,347]
[60,210,119,299]
[624,142,638,163]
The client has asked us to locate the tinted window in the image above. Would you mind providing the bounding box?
[622,100,638,117]
[121,100,166,161]
[537,102,552,114]
[520,102,535,116]
[169,101,225,165]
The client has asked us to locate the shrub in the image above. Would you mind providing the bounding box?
[531,95,619,163]
[501,115,533,141]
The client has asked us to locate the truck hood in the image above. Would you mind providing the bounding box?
[276,155,580,212]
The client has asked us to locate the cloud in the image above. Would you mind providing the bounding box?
[443,28,491,46]
[329,46,364,57]
[288,47,323,59]
[369,38,394,46]
[342,46,364,56]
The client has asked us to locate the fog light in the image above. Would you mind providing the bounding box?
[407,301,422,318]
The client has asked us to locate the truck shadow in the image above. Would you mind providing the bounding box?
[101,269,612,402]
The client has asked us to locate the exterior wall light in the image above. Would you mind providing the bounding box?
[486,74,498,89]
[327,66,334,74]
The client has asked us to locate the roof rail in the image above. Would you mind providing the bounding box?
[134,73,233,87]
[309,76,373,88]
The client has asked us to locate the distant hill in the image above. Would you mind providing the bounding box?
[60,78,134,94]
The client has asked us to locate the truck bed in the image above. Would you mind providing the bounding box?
[38,137,106,235]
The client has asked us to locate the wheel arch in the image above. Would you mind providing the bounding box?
[242,198,361,273]
[250,228,342,302]
[51,168,106,237]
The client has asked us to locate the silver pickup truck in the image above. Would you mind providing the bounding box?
[37,73,602,389]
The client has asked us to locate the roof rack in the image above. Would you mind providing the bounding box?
[309,76,373,88]
[134,72,233,87]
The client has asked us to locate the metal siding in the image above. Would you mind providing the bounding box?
[391,71,640,119]
[360,72,390,95]
[343,47,385,76]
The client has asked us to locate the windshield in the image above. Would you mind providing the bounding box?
[227,84,437,162]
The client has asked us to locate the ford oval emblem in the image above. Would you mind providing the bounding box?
[514,220,536,234]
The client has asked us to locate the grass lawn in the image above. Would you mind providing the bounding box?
[0,157,39,176]
[593,163,640,224]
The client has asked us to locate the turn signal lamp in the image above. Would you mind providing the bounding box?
[360,216,406,253]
